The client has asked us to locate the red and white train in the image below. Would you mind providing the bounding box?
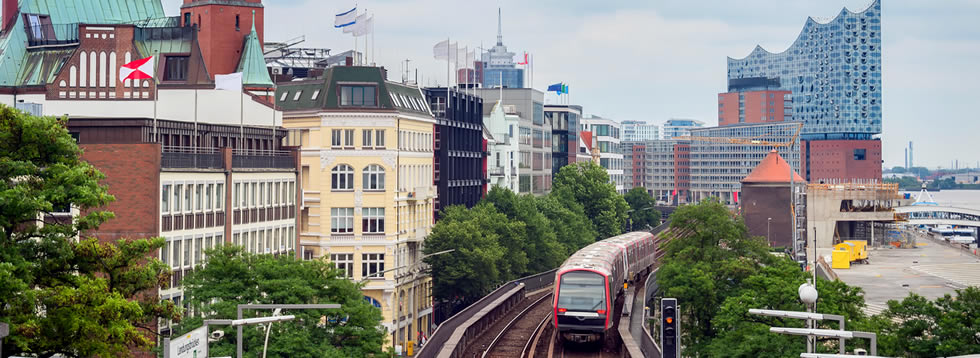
[551,231,657,343]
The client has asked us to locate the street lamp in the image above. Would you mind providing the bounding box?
[768,217,772,247]
[769,327,877,356]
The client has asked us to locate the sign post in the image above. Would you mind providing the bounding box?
[169,326,208,358]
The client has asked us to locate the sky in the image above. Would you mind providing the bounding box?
[163,0,980,170]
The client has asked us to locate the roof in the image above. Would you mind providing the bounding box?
[275,66,432,117]
[237,12,273,88]
[0,0,165,86]
[742,150,805,183]
[580,131,593,151]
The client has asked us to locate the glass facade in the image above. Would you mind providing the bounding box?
[483,68,524,89]
[727,0,881,140]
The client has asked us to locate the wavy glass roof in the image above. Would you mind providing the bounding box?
[727,0,881,139]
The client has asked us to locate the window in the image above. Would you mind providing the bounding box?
[194,237,202,265]
[362,207,385,234]
[362,129,373,147]
[331,164,354,190]
[304,249,314,261]
[174,184,182,212]
[362,253,385,279]
[331,129,342,147]
[279,92,289,102]
[205,184,213,210]
[164,56,189,81]
[311,89,320,100]
[233,233,241,247]
[183,238,191,267]
[251,182,257,206]
[390,93,401,107]
[274,182,281,205]
[330,253,353,278]
[234,183,240,208]
[340,85,377,107]
[375,130,385,148]
[344,129,354,147]
[184,12,191,27]
[172,240,181,268]
[216,183,224,210]
[266,182,272,206]
[184,184,192,212]
[162,184,171,213]
[293,90,303,101]
[258,230,265,253]
[853,148,867,161]
[330,208,354,233]
[363,164,385,190]
[235,14,240,31]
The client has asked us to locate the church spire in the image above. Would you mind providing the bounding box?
[496,8,503,46]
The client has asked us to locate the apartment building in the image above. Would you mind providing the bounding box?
[278,65,435,348]
[581,115,625,193]
[476,88,551,194]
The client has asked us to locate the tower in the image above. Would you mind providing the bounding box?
[909,141,914,168]
[497,8,502,46]
[180,0,265,79]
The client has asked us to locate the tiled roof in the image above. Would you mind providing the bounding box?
[0,0,165,85]
[237,12,273,88]
[580,131,593,151]
[742,150,805,183]
[276,66,432,117]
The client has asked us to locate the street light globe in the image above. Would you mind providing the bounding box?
[799,283,818,304]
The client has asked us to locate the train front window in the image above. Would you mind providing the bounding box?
[558,271,606,312]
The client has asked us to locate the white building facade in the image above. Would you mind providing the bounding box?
[582,115,625,193]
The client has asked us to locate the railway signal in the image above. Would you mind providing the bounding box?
[661,298,680,358]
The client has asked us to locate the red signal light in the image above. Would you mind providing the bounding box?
[666,317,673,324]
[558,308,567,313]
[597,310,606,315]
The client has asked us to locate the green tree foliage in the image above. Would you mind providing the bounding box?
[484,187,565,273]
[624,187,660,231]
[178,245,385,357]
[884,176,922,190]
[868,287,980,357]
[534,194,596,256]
[0,105,178,357]
[658,199,868,356]
[552,162,629,239]
[424,203,523,301]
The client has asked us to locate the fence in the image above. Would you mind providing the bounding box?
[161,146,223,169]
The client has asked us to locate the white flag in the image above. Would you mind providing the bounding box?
[353,15,373,36]
[334,7,357,28]
[433,40,452,60]
[346,13,368,34]
[215,72,243,91]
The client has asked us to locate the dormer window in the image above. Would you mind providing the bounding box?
[163,56,189,81]
[23,13,56,46]
[339,85,377,107]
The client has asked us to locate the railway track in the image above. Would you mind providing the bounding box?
[479,292,554,358]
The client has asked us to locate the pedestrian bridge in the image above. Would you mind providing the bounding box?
[894,205,980,227]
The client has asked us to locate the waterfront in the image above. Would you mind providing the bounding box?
[902,189,980,211]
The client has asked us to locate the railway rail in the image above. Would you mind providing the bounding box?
[479,292,554,358]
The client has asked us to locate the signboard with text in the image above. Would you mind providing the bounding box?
[169,326,208,358]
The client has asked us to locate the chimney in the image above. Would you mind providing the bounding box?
[3,0,18,32]
[345,56,352,66]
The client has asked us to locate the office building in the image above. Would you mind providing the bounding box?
[717,89,792,126]
[278,66,435,348]
[662,118,705,139]
[688,122,802,205]
[622,120,660,141]
[481,9,524,89]
[476,88,550,194]
[622,140,689,204]
[485,101,521,192]
[545,104,583,175]
[727,0,882,182]
[0,0,303,337]
[581,115,625,193]
[424,88,485,218]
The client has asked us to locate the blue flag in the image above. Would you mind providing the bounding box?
[547,83,562,93]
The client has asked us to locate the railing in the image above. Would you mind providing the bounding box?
[488,166,505,176]
[232,149,294,169]
[161,146,223,169]
[26,23,79,47]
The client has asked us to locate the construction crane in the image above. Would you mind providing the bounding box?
[674,122,803,148]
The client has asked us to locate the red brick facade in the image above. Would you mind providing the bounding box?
[181,0,265,79]
[47,25,156,101]
[718,90,791,126]
[80,143,161,242]
[803,139,882,183]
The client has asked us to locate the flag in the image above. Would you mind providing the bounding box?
[349,13,371,36]
[353,15,373,36]
[733,191,739,203]
[119,56,154,81]
[562,84,569,94]
[672,189,677,197]
[547,82,562,93]
[334,7,357,28]
[215,72,243,91]
[518,52,528,65]
[433,40,451,60]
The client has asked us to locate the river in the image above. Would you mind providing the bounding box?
[901,189,980,211]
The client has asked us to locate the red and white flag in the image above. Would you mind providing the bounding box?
[119,56,154,82]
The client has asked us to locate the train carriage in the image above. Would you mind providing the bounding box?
[552,231,657,343]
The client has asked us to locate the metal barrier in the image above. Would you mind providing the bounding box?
[416,269,557,358]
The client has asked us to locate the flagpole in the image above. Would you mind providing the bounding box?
[194,87,198,152]
[153,51,159,143]
[240,89,244,153]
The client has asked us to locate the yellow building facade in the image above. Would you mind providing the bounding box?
[278,66,435,350]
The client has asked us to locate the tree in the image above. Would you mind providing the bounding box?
[424,203,525,302]
[624,187,660,231]
[0,105,178,357]
[884,175,921,190]
[534,194,596,256]
[869,287,980,357]
[484,187,565,273]
[552,162,629,239]
[178,245,386,357]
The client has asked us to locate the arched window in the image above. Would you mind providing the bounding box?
[331,164,354,190]
[363,164,385,190]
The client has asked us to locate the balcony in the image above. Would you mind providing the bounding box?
[161,146,223,169]
[406,186,433,201]
[488,166,505,176]
[26,23,79,48]
[232,149,295,169]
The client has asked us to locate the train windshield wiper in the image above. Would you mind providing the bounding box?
[592,301,603,310]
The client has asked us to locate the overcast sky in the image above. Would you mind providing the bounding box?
[164,0,979,169]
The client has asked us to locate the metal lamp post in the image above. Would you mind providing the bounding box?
[768,217,772,247]
[799,283,818,353]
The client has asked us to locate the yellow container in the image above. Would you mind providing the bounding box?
[844,240,868,263]
[834,242,857,261]
[406,341,414,356]
[832,249,851,269]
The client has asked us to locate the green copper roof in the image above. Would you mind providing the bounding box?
[0,0,165,86]
[236,12,273,88]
